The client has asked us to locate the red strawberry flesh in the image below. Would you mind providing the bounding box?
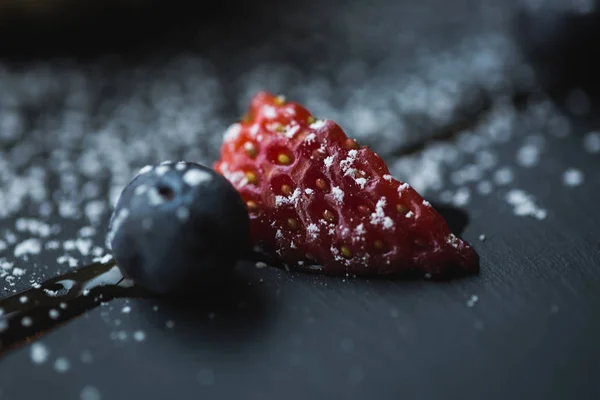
[215,92,479,277]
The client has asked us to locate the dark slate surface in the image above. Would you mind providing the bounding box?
[0,0,600,399]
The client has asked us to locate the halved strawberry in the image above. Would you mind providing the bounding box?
[215,92,479,277]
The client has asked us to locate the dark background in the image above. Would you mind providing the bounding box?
[0,0,599,399]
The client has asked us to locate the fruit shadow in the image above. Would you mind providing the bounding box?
[138,266,274,352]
[430,201,469,237]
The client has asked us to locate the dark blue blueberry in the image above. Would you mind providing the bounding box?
[107,161,250,295]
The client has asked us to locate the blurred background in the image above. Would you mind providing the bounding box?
[0,0,598,209]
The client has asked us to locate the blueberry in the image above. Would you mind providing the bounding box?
[107,161,250,295]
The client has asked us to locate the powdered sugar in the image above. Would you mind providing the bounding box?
[14,238,41,258]
[562,168,584,187]
[182,169,212,187]
[275,188,302,207]
[307,224,320,239]
[324,155,335,169]
[310,119,327,130]
[285,125,301,138]
[354,177,367,188]
[446,234,460,249]
[331,186,345,204]
[263,105,277,119]
[30,342,50,364]
[340,150,358,173]
[370,198,395,230]
[223,123,242,142]
[505,189,547,220]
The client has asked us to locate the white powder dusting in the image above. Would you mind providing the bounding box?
[446,234,460,248]
[0,260,14,270]
[64,238,92,256]
[134,184,148,196]
[370,198,394,230]
[307,223,320,238]
[324,155,335,169]
[310,119,327,129]
[275,188,302,207]
[183,169,211,187]
[452,187,471,207]
[285,124,301,138]
[223,123,241,141]
[505,189,547,220]
[85,201,107,224]
[138,165,153,175]
[562,168,584,187]
[354,177,367,188]
[493,167,513,186]
[54,357,70,373]
[154,165,170,176]
[476,180,493,195]
[79,226,96,237]
[331,186,345,204]
[340,150,358,172]
[355,224,366,235]
[516,143,541,167]
[15,218,52,237]
[263,106,277,119]
[305,133,316,143]
[14,238,41,258]
[98,254,113,264]
[466,295,479,307]
[30,342,50,364]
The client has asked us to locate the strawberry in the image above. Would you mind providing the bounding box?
[214,92,479,277]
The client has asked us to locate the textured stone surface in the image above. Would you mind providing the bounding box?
[0,1,599,399]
